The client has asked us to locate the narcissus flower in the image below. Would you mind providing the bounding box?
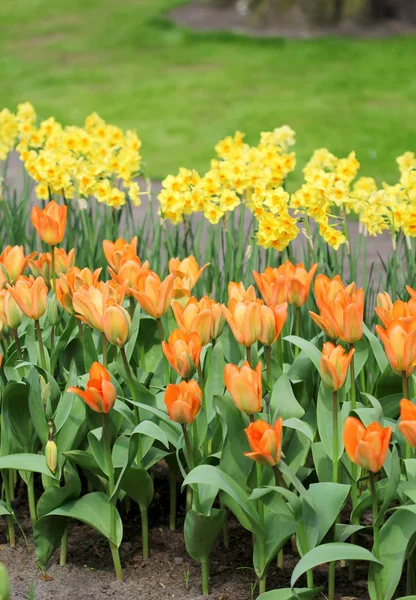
[223,298,262,347]
[343,417,391,472]
[31,200,67,246]
[7,275,48,320]
[103,236,138,273]
[244,418,283,466]
[258,302,288,346]
[162,329,202,379]
[320,342,355,391]
[253,261,317,307]
[376,318,416,376]
[102,302,132,347]
[228,281,256,302]
[0,245,35,283]
[224,361,262,414]
[164,380,202,424]
[398,399,416,447]
[68,362,116,413]
[131,271,174,319]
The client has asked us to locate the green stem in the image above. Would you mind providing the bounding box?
[403,371,410,399]
[246,345,252,368]
[348,343,359,581]
[169,469,177,532]
[51,245,56,294]
[102,332,108,368]
[140,507,149,560]
[1,470,15,548]
[102,413,123,582]
[369,472,383,600]
[129,296,135,319]
[256,462,267,594]
[265,345,272,414]
[60,527,68,566]
[332,391,339,484]
[297,521,314,588]
[27,474,37,525]
[12,328,23,359]
[35,320,47,371]
[294,307,301,358]
[201,559,209,596]
[157,318,170,385]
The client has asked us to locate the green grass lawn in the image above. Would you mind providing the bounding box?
[1,0,415,184]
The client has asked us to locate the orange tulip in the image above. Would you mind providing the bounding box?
[259,303,288,346]
[0,245,35,283]
[407,285,416,300]
[375,296,416,327]
[320,342,355,391]
[131,271,174,319]
[103,236,138,273]
[310,285,364,343]
[56,266,101,314]
[28,248,75,282]
[223,298,262,347]
[162,329,202,379]
[109,256,149,295]
[164,380,202,424]
[31,200,67,246]
[68,362,116,414]
[102,302,132,347]
[228,281,256,302]
[343,417,391,473]
[169,256,208,290]
[376,318,416,376]
[7,276,48,320]
[244,418,283,466]
[0,289,24,329]
[224,361,262,414]
[172,297,214,346]
[253,261,317,308]
[72,280,126,331]
[376,292,393,312]
[398,399,416,447]
[314,274,355,311]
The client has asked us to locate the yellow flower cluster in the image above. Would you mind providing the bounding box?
[0,103,144,209]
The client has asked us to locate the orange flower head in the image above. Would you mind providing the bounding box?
[31,200,67,246]
[375,297,416,327]
[72,280,126,331]
[259,302,288,346]
[169,256,209,290]
[131,270,174,319]
[376,292,393,312]
[162,329,202,379]
[244,418,283,466]
[164,380,202,424]
[343,416,391,473]
[172,297,214,346]
[0,288,24,329]
[28,248,75,283]
[103,236,138,273]
[7,275,48,320]
[310,285,364,343]
[320,342,355,391]
[398,399,416,447]
[314,274,354,311]
[109,256,149,296]
[56,266,101,314]
[102,302,132,347]
[222,298,262,347]
[228,281,256,302]
[254,261,317,308]
[376,317,416,376]
[0,245,35,283]
[68,362,116,413]
[407,285,416,300]
[224,361,262,414]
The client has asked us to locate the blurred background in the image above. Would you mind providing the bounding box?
[1,0,415,184]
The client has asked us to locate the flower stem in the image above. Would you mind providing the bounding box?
[50,245,56,294]
[157,318,170,385]
[246,345,252,367]
[294,307,301,358]
[348,342,359,581]
[60,527,68,566]
[332,391,339,484]
[1,469,15,548]
[35,320,47,371]
[102,332,108,368]
[140,507,149,560]
[265,345,272,414]
[27,474,37,525]
[402,371,410,399]
[168,469,177,532]
[201,559,209,595]
[369,471,383,600]
[101,413,123,582]
[256,462,267,594]
[12,328,22,359]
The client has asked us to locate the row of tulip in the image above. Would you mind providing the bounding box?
[1,197,416,600]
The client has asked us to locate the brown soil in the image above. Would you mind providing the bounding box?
[1,465,406,599]
[168,1,416,39]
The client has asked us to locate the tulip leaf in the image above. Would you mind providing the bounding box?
[345,337,369,393]
[284,336,322,372]
[82,326,98,372]
[135,317,163,373]
[50,316,77,371]
[118,466,153,510]
[53,361,78,434]
[36,463,81,519]
[0,454,55,477]
[2,381,35,451]
[0,500,12,517]
[335,523,367,542]
[257,588,324,600]
[305,483,350,544]
[63,449,106,477]
[34,492,123,564]
[283,418,314,442]
[184,508,226,562]
[254,512,297,579]
[272,373,305,420]
[363,323,388,374]
[27,367,48,447]
[316,383,344,461]
[291,543,380,587]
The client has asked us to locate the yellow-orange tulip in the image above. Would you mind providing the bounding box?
[68,362,116,413]
[162,329,202,379]
[56,267,101,314]
[7,276,48,320]
[253,261,317,308]
[375,296,416,327]
[169,256,208,290]
[103,236,138,273]
[102,302,132,347]
[0,245,35,283]
[407,285,416,300]
[28,248,75,282]
[0,289,23,329]
[131,270,174,319]
[164,380,202,424]
[228,281,256,302]
[376,318,416,376]
[223,298,262,347]
[109,256,149,295]
[320,342,355,391]
[314,274,355,311]
[376,292,393,312]
[172,297,214,346]
[31,200,67,246]
[224,361,262,414]
[343,417,391,473]
[72,280,126,331]
[398,399,416,447]
[244,418,283,466]
[259,302,288,346]
[310,285,364,343]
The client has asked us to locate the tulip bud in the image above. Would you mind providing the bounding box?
[224,361,262,414]
[45,439,58,473]
[244,418,283,466]
[47,295,59,325]
[102,303,132,347]
[376,292,393,311]
[0,563,11,600]
[343,417,391,473]
[164,380,202,424]
[40,377,52,411]
[320,342,355,391]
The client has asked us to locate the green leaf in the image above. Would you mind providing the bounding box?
[184,508,226,562]
[316,383,344,461]
[257,588,323,600]
[254,512,296,578]
[271,373,305,420]
[363,323,388,373]
[284,336,322,371]
[0,454,55,477]
[0,500,12,517]
[50,316,77,371]
[291,543,380,587]
[335,523,367,543]
[306,483,350,544]
[37,463,81,519]
[283,418,314,442]
[119,466,153,510]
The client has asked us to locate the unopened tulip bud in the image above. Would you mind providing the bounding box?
[320,342,355,391]
[47,296,59,325]
[45,439,58,473]
[102,303,132,347]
